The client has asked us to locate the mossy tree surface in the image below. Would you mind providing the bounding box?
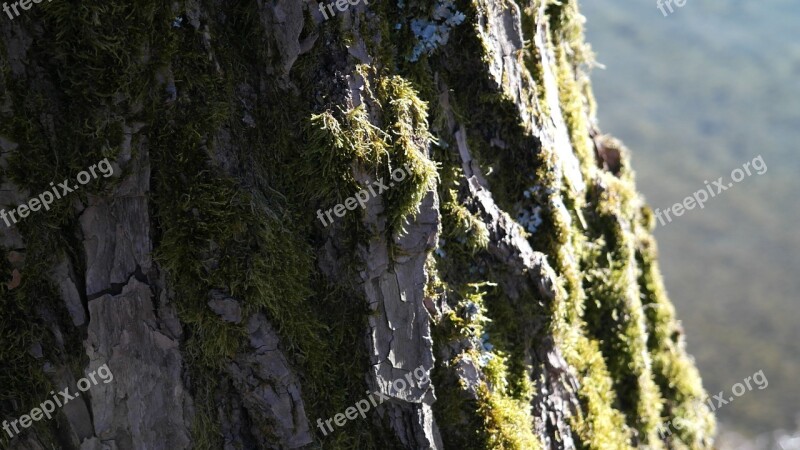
[0,0,713,449]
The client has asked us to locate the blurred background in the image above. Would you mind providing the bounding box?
[581,1,799,448]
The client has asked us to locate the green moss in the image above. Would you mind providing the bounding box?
[148,6,431,447]
[545,0,594,67]
[636,230,716,448]
[305,68,438,236]
[555,45,596,182]
[478,353,540,450]
[417,1,670,447]
[581,197,664,443]
[189,373,224,450]
[440,167,490,254]
[375,73,440,231]
[565,335,633,450]
[535,164,636,449]
[306,106,391,204]
[431,352,492,450]
[432,282,541,450]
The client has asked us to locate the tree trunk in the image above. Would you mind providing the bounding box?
[0,0,715,449]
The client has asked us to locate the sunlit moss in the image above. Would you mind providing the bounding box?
[306,68,438,235]
[432,282,541,450]
[440,166,490,254]
[555,45,596,181]
[636,229,716,448]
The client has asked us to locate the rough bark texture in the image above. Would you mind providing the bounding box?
[0,0,715,449]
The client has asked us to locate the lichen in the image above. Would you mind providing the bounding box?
[407,0,466,62]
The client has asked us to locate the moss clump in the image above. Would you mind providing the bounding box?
[581,178,665,444]
[564,334,633,449]
[307,106,392,205]
[535,171,636,448]
[152,167,316,365]
[546,0,594,67]
[432,282,541,450]
[478,350,540,450]
[555,45,596,182]
[439,167,490,254]
[636,230,715,448]
[306,68,438,235]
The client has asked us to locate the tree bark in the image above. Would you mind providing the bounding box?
[0,0,715,449]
